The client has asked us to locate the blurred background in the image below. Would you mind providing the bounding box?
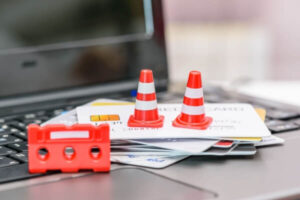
[163,0,300,84]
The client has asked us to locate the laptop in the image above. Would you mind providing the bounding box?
[1,0,300,199]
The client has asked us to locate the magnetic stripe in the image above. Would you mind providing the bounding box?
[137,82,155,94]
[135,99,157,110]
[181,104,205,115]
[50,131,89,139]
[184,87,203,99]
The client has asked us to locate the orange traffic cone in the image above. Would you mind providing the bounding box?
[173,71,212,130]
[128,69,164,128]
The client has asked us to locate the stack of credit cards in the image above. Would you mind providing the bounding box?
[44,99,284,169]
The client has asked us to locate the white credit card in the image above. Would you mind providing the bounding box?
[111,144,181,156]
[42,98,130,126]
[198,144,256,156]
[111,144,148,148]
[255,135,284,147]
[44,109,78,126]
[131,138,218,154]
[111,155,189,169]
[111,152,182,156]
[111,146,172,152]
[76,103,271,139]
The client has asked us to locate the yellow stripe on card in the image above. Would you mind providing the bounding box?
[228,137,262,141]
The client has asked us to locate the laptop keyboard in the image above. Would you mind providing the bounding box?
[0,106,76,183]
[0,93,299,183]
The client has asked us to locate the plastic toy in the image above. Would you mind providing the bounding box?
[28,124,110,173]
[128,69,164,127]
[173,71,213,130]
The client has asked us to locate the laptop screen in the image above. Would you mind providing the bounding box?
[0,0,166,99]
[0,0,152,53]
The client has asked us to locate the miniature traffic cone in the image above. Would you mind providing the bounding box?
[128,69,164,127]
[173,71,212,130]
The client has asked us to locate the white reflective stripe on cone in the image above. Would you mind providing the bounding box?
[135,99,157,110]
[137,82,155,94]
[181,104,205,115]
[184,87,203,99]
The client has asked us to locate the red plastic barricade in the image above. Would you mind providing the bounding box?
[28,124,110,173]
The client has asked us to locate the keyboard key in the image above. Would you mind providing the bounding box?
[0,128,19,135]
[6,142,28,152]
[35,110,46,116]
[0,156,19,168]
[1,125,9,130]
[268,123,300,133]
[38,116,50,122]
[0,146,16,156]
[24,113,36,119]
[7,121,26,131]
[0,129,9,135]
[266,110,299,120]
[9,152,28,163]
[0,135,22,145]
[53,109,64,116]
[33,119,42,124]
[22,119,35,126]
[9,128,19,133]
[12,131,27,140]
[1,126,20,133]
[65,106,75,110]
[23,119,42,126]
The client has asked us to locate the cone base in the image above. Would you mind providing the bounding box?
[128,115,164,128]
[172,115,213,130]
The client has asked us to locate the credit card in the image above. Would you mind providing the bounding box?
[132,138,218,154]
[255,135,284,147]
[111,155,189,169]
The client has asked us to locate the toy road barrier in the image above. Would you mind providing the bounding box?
[28,124,110,173]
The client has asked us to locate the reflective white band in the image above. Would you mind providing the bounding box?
[135,99,157,110]
[181,104,205,115]
[184,87,203,99]
[50,131,89,139]
[137,82,155,94]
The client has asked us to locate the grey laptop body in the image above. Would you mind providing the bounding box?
[0,1,300,199]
